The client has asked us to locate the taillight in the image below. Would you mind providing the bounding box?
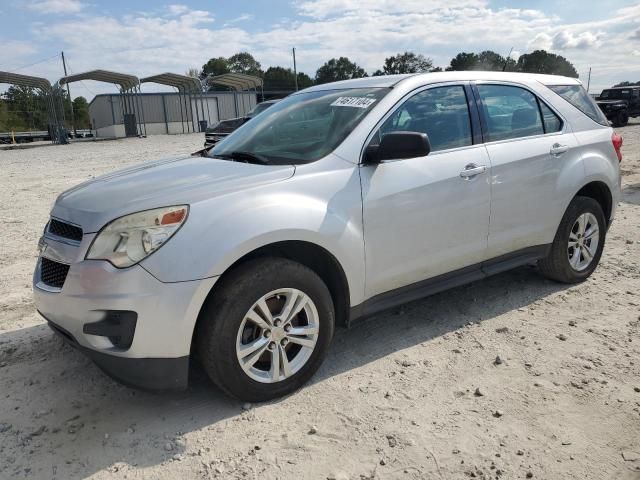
[612,132,623,162]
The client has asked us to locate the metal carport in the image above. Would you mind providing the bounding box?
[140,73,209,133]
[0,71,66,143]
[206,73,264,117]
[59,69,146,137]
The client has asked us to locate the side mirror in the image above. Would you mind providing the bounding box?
[365,131,431,163]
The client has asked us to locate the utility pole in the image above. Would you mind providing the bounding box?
[61,51,76,136]
[502,47,513,72]
[292,47,298,91]
[586,67,592,93]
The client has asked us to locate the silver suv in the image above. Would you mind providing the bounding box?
[34,72,622,401]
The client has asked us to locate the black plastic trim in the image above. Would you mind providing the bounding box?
[83,310,137,350]
[349,244,550,324]
[45,317,188,390]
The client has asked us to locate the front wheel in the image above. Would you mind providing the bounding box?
[538,196,606,283]
[196,257,335,401]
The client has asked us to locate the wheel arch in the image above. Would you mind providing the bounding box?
[574,180,613,225]
[192,240,352,347]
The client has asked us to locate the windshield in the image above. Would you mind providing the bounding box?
[209,87,390,165]
[599,89,633,100]
[247,102,274,117]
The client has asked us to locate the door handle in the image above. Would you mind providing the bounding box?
[550,143,569,156]
[460,164,487,178]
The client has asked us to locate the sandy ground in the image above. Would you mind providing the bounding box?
[0,125,639,480]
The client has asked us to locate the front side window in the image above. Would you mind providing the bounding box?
[210,87,389,165]
[376,85,472,152]
[548,84,608,126]
[477,84,544,142]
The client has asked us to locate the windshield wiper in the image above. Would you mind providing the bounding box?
[213,151,269,165]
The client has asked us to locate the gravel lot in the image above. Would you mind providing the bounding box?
[0,124,639,480]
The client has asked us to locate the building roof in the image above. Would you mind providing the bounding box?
[59,69,139,90]
[0,71,52,91]
[140,73,202,93]
[207,73,263,91]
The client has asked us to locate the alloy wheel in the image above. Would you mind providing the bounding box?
[567,212,599,271]
[235,288,319,383]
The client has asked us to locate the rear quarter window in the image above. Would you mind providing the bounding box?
[548,85,608,126]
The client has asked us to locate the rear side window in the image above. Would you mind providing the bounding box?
[477,84,544,142]
[539,102,562,133]
[548,85,608,126]
[379,85,472,152]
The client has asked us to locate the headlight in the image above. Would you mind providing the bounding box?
[86,205,188,268]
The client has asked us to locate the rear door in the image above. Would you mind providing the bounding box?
[473,82,580,258]
[360,83,491,298]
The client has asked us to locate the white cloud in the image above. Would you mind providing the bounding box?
[224,13,254,25]
[26,0,84,14]
[551,30,603,50]
[17,0,640,98]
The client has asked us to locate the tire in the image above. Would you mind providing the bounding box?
[613,110,629,127]
[196,257,335,402]
[538,196,606,284]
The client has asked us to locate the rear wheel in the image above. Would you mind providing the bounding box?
[196,257,334,401]
[538,196,606,283]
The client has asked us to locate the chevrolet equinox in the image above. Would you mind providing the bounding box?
[34,72,623,401]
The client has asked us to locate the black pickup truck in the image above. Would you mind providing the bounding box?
[595,86,640,127]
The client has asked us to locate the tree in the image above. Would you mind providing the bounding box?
[516,50,578,78]
[297,72,314,89]
[447,52,478,71]
[378,51,434,75]
[260,67,314,92]
[185,67,200,78]
[202,56,230,76]
[72,96,90,129]
[315,57,367,84]
[227,52,263,77]
[446,50,515,72]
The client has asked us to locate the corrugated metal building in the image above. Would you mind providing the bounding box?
[89,91,257,138]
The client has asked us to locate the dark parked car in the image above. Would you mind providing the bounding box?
[596,86,640,127]
[204,99,280,147]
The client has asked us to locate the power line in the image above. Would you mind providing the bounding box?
[0,53,61,73]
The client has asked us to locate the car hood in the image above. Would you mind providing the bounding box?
[51,154,295,232]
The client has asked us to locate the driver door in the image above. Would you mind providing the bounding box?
[360,84,491,299]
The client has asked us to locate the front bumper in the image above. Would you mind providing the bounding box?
[46,317,189,390]
[33,237,217,390]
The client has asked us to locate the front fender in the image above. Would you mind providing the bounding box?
[141,166,365,306]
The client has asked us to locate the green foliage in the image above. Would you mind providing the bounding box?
[315,57,367,84]
[446,50,515,71]
[202,57,230,77]
[516,50,578,78]
[227,52,263,76]
[378,52,434,75]
[1,85,50,131]
[261,67,314,91]
[72,96,90,129]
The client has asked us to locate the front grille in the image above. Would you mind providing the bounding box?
[40,258,70,289]
[48,218,83,241]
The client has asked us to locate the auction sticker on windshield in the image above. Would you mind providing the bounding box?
[331,97,377,109]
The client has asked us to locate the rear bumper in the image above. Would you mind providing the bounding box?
[46,318,189,390]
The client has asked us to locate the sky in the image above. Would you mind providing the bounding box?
[1,0,639,100]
